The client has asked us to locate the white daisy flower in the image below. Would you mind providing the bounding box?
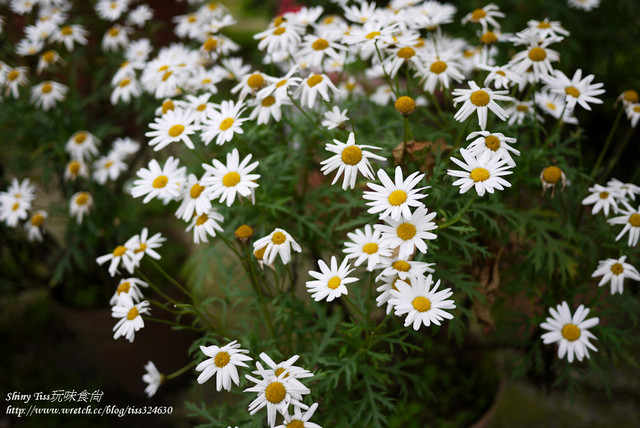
[481,64,524,90]
[320,132,385,190]
[92,154,127,184]
[544,69,605,111]
[30,81,67,111]
[539,165,567,197]
[112,293,150,343]
[201,100,248,146]
[568,0,600,11]
[201,148,260,207]
[294,73,339,108]
[591,256,640,295]
[452,81,511,130]
[375,257,435,281]
[607,204,640,247]
[375,205,438,260]
[505,100,540,126]
[51,24,89,51]
[420,54,465,94]
[252,228,302,265]
[381,42,423,79]
[389,274,456,330]
[186,209,225,245]
[102,25,130,52]
[0,198,28,228]
[25,210,47,242]
[275,402,322,428]
[253,21,303,55]
[196,340,253,391]
[376,275,417,315]
[540,301,599,363]
[257,66,303,103]
[181,93,216,125]
[142,361,164,398]
[69,191,92,224]
[244,371,310,428]
[111,75,141,104]
[4,66,29,99]
[321,106,349,130]
[249,94,290,125]
[131,156,186,204]
[465,130,520,167]
[306,256,357,302]
[96,244,139,277]
[65,131,100,161]
[535,91,578,125]
[606,178,640,201]
[625,103,640,128]
[341,22,398,59]
[508,36,561,83]
[447,149,513,197]
[461,4,505,32]
[343,224,392,271]
[112,137,141,158]
[581,184,622,216]
[253,353,314,381]
[146,108,198,151]
[128,5,154,27]
[298,33,346,69]
[231,71,274,101]
[95,0,129,21]
[124,227,165,260]
[109,277,149,306]
[175,174,215,221]
[527,18,570,40]
[363,166,429,222]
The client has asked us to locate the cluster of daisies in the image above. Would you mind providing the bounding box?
[95,226,165,343]
[0,178,48,242]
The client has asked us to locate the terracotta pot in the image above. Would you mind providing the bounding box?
[50,293,197,397]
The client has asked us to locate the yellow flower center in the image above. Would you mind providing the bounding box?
[286,420,304,428]
[113,245,127,257]
[545,102,557,111]
[247,73,264,88]
[117,281,131,295]
[599,191,609,199]
[222,171,241,187]
[516,104,529,112]
[265,382,286,404]
[274,367,289,378]
[214,351,230,368]
[537,21,551,29]
[412,296,431,312]
[203,38,218,51]
[273,16,285,27]
[190,183,205,199]
[397,47,415,59]
[197,104,207,111]
[162,71,173,81]
[430,60,447,74]
[127,307,139,321]
[485,135,501,151]
[388,189,408,206]
[327,276,341,289]
[104,161,113,169]
[119,78,131,87]
[365,31,381,39]
[470,8,487,21]
[61,26,72,36]
[273,27,286,36]
[362,243,378,254]
[341,146,363,165]
[42,51,55,63]
[152,175,168,188]
[187,15,197,23]
[109,27,120,37]
[470,167,490,182]
[168,124,184,137]
[397,223,417,240]
[276,79,287,88]
[622,90,639,103]
[30,213,45,226]
[528,47,547,62]
[7,70,19,81]
[261,96,276,107]
[480,31,498,45]
[271,231,286,245]
[219,118,234,131]
[74,133,87,143]
[158,65,169,72]
[634,106,640,113]
[312,38,329,50]
[470,90,490,107]
[394,96,415,115]
[196,214,209,226]
[392,260,410,272]
[11,202,19,211]
[162,100,175,114]
[307,75,323,87]
[254,246,266,260]
[610,263,624,275]
[565,86,581,98]
[542,166,562,184]
[202,78,212,84]
[41,83,53,93]
[561,323,580,341]
[629,213,640,227]
[235,224,254,239]
[134,243,147,254]
[75,193,89,205]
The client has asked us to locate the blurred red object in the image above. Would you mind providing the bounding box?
[278,0,302,15]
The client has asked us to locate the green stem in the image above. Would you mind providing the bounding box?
[439,194,477,230]
[144,316,203,332]
[287,94,333,140]
[448,119,470,160]
[343,295,367,321]
[599,125,636,182]
[589,107,624,181]
[402,116,411,170]
[165,360,198,380]
[147,258,192,299]
[135,268,180,305]
[375,41,400,98]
